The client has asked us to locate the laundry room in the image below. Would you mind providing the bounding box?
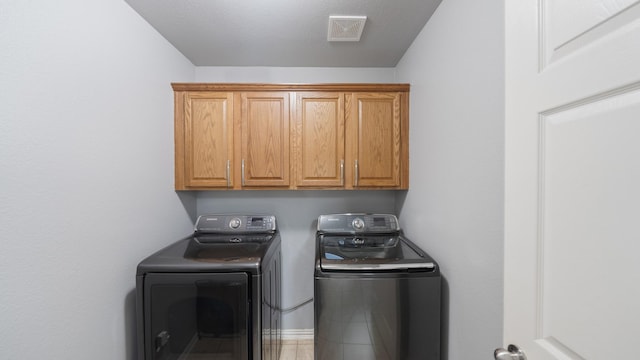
[2,1,505,360]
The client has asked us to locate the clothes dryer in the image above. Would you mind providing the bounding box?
[137,214,282,360]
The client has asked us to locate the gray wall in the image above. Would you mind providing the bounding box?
[195,66,396,83]
[0,1,195,359]
[395,0,505,359]
[197,191,397,330]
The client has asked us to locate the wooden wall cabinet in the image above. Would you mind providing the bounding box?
[173,83,409,190]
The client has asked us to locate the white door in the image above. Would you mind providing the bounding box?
[503,1,640,359]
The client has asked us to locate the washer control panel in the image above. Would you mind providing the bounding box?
[317,213,399,234]
[195,214,276,233]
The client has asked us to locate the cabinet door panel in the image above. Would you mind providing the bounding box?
[295,92,345,187]
[184,92,233,188]
[241,92,290,187]
[351,93,402,188]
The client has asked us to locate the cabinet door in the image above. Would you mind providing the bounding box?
[240,92,290,187]
[348,92,403,188]
[183,92,234,188]
[294,92,345,188]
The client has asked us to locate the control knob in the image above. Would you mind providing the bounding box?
[229,218,242,229]
[352,218,365,230]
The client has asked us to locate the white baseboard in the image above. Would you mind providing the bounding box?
[281,328,314,341]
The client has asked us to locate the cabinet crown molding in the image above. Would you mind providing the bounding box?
[172,83,410,92]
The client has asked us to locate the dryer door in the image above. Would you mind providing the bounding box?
[142,273,249,360]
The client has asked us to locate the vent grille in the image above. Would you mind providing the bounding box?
[327,16,367,42]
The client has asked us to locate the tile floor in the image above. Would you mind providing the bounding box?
[280,339,314,360]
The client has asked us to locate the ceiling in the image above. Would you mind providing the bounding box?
[125,0,443,67]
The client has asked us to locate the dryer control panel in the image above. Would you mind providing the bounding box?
[317,213,400,234]
[195,214,276,233]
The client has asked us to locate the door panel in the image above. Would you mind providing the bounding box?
[349,93,401,188]
[240,92,290,187]
[294,92,345,187]
[504,0,640,359]
[542,1,640,67]
[538,88,640,358]
[184,92,233,188]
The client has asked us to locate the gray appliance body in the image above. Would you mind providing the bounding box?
[136,214,282,360]
[314,214,441,360]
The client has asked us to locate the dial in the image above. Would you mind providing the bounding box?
[352,218,365,230]
[229,218,241,229]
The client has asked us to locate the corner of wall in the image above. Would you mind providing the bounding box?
[177,191,198,224]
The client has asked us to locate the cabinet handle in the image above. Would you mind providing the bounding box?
[340,159,344,186]
[241,159,246,187]
[226,160,231,188]
[354,159,359,187]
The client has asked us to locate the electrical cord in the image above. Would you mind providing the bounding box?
[266,297,314,314]
[280,297,313,313]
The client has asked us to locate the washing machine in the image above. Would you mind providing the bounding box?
[136,214,282,360]
[314,213,441,360]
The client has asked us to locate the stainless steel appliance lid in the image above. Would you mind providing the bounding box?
[321,235,399,248]
[194,234,274,243]
[319,234,435,271]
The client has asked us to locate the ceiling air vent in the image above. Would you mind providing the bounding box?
[327,15,367,42]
